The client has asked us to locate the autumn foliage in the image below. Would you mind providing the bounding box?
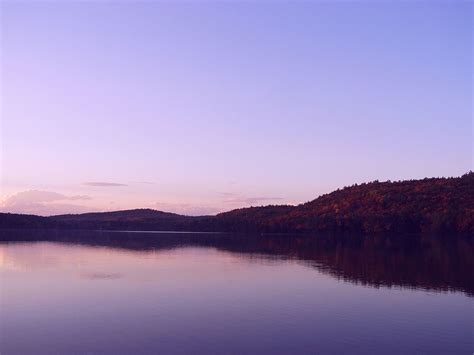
[216,172,473,235]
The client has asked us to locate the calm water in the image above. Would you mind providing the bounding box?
[0,230,473,354]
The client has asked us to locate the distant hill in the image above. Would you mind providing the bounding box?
[51,209,200,231]
[1,172,472,235]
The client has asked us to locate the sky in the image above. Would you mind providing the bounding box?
[0,0,472,216]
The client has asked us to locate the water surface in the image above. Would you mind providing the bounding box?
[1,230,472,354]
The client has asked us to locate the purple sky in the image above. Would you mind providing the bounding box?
[0,0,472,216]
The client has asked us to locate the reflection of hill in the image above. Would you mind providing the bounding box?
[1,230,472,297]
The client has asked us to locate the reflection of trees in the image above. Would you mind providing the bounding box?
[2,230,472,296]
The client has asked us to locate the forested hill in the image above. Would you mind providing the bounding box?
[215,172,473,234]
[1,172,472,235]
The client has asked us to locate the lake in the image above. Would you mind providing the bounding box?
[0,230,472,354]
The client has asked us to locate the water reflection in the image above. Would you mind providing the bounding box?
[1,229,472,296]
[0,230,472,354]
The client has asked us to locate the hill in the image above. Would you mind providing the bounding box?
[1,172,472,235]
[51,208,200,230]
[216,171,473,235]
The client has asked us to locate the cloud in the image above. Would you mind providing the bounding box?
[221,194,284,205]
[0,190,92,216]
[152,202,220,216]
[1,190,91,204]
[83,182,127,187]
[150,195,285,217]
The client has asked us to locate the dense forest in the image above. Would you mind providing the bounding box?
[215,171,474,235]
[1,172,472,235]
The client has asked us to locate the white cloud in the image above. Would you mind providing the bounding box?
[152,202,220,216]
[219,193,284,205]
[0,190,92,216]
